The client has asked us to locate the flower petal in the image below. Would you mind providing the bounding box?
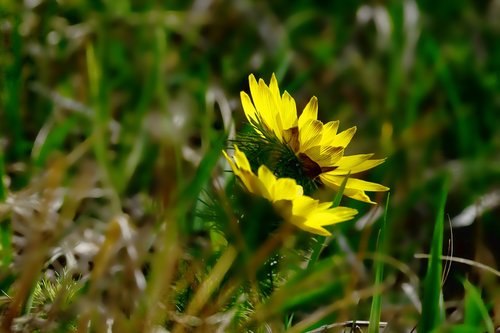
[321,120,340,146]
[299,119,323,152]
[222,150,237,172]
[334,126,357,147]
[332,156,386,175]
[269,73,282,107]
[272,178,303,201]
[248,75,280,138]
[303,211,351,229]
[291,196,319,216]
[319,173,389,203]
[233,145,252,172]
[303,145,344,168]
[225,145,358,236]
[293,199,358,235]
[257,165,277,200]
[280,91,298,130]
[299,224,332,236]
[298,96,318,129]
[334,154,374,169]
[342,188,376,204]
[320,173,389,192]
[224,148,263,195]
[319,206,358,224]
[240,91,258,125]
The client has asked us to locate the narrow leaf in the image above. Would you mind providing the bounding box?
[419,176,448,332]
[368,193,390,333]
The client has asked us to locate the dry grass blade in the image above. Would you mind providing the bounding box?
[287,277,395,333]
[414,254,500,279]
[180,246,237,324]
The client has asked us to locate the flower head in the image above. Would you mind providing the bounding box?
[240,74,389,204]
[223,145,357,236]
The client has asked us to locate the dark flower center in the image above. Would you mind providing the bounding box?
[298,153,337,179]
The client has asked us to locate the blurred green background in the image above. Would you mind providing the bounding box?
[1,0,500,330]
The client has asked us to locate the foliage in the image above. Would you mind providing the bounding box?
[1,0,499,332]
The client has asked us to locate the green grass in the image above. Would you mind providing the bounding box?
[1,1,499,332]
[419,177,448,332]
[368,194,390,333]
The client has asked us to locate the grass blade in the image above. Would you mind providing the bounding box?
[462,279,494,333]
[0,146,11,271]
[368,193,390,333]
[418,176,448,332]
[0,147,5,202]
[179,134,227,234]
[33,116,78,168]
[2,15,25,161]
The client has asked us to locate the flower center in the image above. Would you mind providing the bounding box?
[298,153,323,178]
[297,153,338,179]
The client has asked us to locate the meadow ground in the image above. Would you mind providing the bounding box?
[1,1,499,332]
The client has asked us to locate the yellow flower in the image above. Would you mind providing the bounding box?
[240,74,389,204]
[223,145,357,236]
[318,155,388,204]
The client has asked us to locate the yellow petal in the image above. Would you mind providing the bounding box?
[240,91,259,125]
[303,145,344,168]
[269,73,282,108]
[249,75,272,130]
[320,173,389,192]
[272,178,303,201]
[323,120,340,137]
[344,177,390,192]
[242,169,266,197]
[303,215,337,231]
[299,119,323,152]
[315,201,334,212]
[291,196,319,216]
[334,154,374,169]
[318,174,375,203]
[222,150,235,170]
[280,91,298,130]
[320,120,340,146]
[298,96,318,129]
[258,79,283,139]
[298,224,332,236]
[342,188,376,204]
[286,211,332,236]
[233,145,252,172]
[334,126,357,147]
[257,165,276,200]
[225,147,264,196]
[319,173,389,204]
[248,74,260,102]
[320,207,358,224]
[222,150,244,184]
[304,207,357,227]
[332,156,386,175]
[298,205,357,235]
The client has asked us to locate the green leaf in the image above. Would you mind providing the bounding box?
[179,134,227,233]
[33,116,78,167]
[450,326,485,333]
[368,193,390,333]
[419,176,448,332]
[0,147,6,201]
[0,146,11,269]
[0,220,12,269]
[255,255,348,322]
[462,279,494,333]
